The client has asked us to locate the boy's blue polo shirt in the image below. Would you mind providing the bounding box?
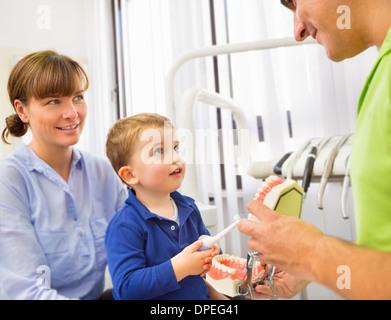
[105,189,211,300]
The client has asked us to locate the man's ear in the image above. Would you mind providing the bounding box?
[14,99,30,123]
[118,166,139,186]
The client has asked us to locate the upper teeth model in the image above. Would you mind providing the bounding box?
[250,175,304,221]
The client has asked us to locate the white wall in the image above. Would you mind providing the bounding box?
[0,0,87,58]
[0,0,117,158]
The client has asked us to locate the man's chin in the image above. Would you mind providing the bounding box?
[325,46,349,62]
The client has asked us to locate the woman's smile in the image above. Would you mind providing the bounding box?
[56,123,80,131]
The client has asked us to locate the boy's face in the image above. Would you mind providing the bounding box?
[128,126,186,195]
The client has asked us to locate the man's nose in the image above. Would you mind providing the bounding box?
[294,15,309,41]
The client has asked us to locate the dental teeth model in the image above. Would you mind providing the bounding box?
[251,175,304,220]
[205,176,303,297]
[206,254,268,297]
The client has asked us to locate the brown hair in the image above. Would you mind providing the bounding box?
[106,113,173,173]
[1,50,89,144]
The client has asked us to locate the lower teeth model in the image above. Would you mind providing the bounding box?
[206,254,268,297]
[206,176,304,297]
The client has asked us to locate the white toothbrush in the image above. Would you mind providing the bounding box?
[198,217,241,251]
[171,215,241,260]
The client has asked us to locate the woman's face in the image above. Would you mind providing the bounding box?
[17,89,87,150]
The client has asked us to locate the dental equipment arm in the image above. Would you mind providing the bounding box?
[317,134,352,210]
[166,37,316,121]
[317,147,338,209]
[274,152,293,175]
[302,146,317,198]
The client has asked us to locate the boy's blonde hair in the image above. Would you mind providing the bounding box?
[106,113,173,173]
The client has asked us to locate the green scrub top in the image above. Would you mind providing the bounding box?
[351,27,391,251]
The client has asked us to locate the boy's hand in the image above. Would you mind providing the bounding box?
[198,235,220,276]
[171,240,214,282]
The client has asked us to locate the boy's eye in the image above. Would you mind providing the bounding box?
[153,147,164,156]
[74,95,84,101]
[174,144,179,153]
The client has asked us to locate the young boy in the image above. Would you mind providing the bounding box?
[105,113,222,300]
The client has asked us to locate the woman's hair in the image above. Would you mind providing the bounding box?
[106,113,173,173]
[1,50,89,144]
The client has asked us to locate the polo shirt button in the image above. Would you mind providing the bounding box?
[171,225,175,231]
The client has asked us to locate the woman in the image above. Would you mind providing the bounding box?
[0,50,127,299]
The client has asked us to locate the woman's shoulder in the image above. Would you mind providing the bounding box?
[0,149,33,199]
[76,148,115,174]
[76,148,106,164]
[0,146,30,177]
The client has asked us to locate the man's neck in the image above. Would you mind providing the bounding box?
[360,0,391,49]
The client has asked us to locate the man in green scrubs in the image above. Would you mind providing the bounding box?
[239,0,391,299]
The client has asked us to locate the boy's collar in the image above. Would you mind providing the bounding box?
[125,189,196,221]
